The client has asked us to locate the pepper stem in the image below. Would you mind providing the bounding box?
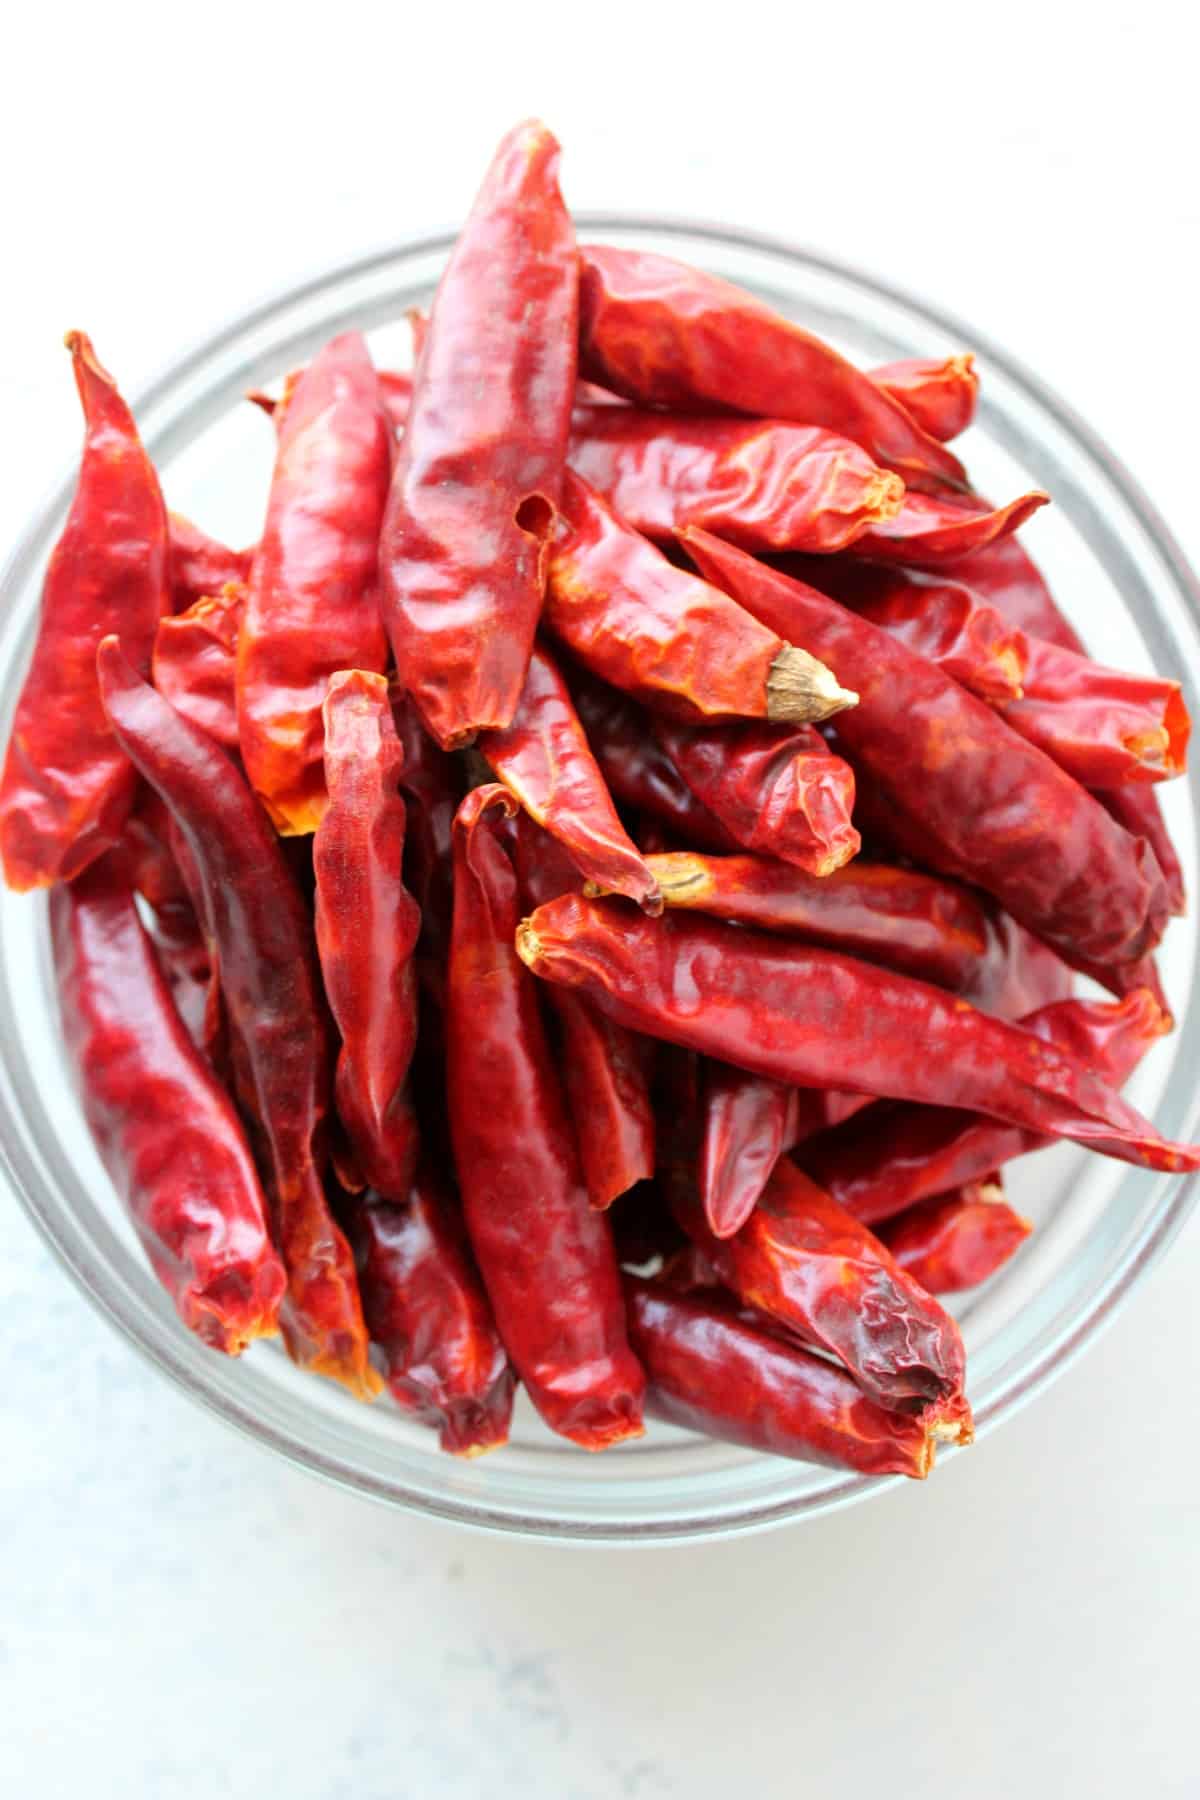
[766,646,859,725]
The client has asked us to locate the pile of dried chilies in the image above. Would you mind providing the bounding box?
[4,120,1194,1484]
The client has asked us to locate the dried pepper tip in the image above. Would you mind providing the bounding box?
[765,645,859,725]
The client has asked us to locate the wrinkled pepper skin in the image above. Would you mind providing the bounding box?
[624,1278,938,1477]
[653,717,860,877]
[166,514,252,613]
[547,473,856,727]
[879,1177,1032,1294]
[237,332,391,834]
[51,855,285,1353]
[671,1159,972,1437]
[380,122,579,749]
[997,633,1189,788]
[516,894,1196,1173]
[448,785,645,1446]
[153,581,243,746]
[800,988,1169,1222]
[314,673,421,1201]
[829,569,1029,703]
[568,408,904,551]
[851,489,1048,566]
[480,640,661,910]
[578,246,967,495]
[869,355,979,443]
[347,1171,515,1455]
[97,640,379,1398]
[390,685,463,984]
[0,334,169,890]
[684,529,1169,970]
[1099,784,1186,917]
[699,1063,799,1239]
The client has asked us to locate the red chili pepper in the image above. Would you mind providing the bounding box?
[547,473,858,727]
[448,784,645,1446]
[651,717,860,876]
[578,246,968,495]
[313,672,421,1202]
[237,331,392,834]
[669,1159,972,1437]
[788,1088,873,1146]
[997,634,1189,787]
[799,987,1170,1222]
[851,489,1048,566]
[51,853,286,1353]
[389,685,464,986]
[567,408,905,551]
[478,639,661,910]
[624,1277,938,1477]
[869,354,979,442]
[153,581,243,747]
[1098,784,1186,916]
[699,1063,799,1239]
[97,638,379,1398]
[516,893,1196,1173]
[380,122,579,750]
[683,528,1169,970]
[879,1175,1032,1294]
[0,334,169,890]
[377,368,414,435]
[347,1169,515,1456]
[514,815,656,1209]
[166,514,252,614]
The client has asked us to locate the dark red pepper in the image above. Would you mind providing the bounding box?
[879,1176,1032,1294]
[152,581,243,747]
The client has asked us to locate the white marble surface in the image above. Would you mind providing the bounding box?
[4,7,1200,1795]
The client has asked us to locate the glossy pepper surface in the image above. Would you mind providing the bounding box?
[0,333,169,890]
[166,514,252,613]
[153,581,243,746]
[698,1063,799,1239]
[448,785,645,1446]
[380,121,578,749]
[879,1177,1032,1294]
[314,672,421,1201]
[97,639,379,1397]
[52,854,285,1352]
[830,569,1029,703]
[237,331,392,834]
[850,488,1047,566]
[577,246,967,494]
[869,355,979,442]
[997,633,1189,788]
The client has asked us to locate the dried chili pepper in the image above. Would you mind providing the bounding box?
[389,684,463,982]
[996,633,1189,787]
[683,528,1169,970]
[380,121,578,749]
[377,368,414,434]
[652,717,860,877]
[51,853,285,1353]
[516,893,1196,1172]
[448,784,644,1445]
[0,333,169,890]
[820,568,1029,703]
[800,987,1170,1222]
[1098,784,1186,916]
[879,1176,1032,1294]
[699,1063,799,1239]
[347,1169,515,1455]
[567,408,904,551]
[547,473,857,726]
[869,354,979,442]
[313,672,421,1201]
[578,246,967,494]
[167,514,252,613]
[624,1277,938,1477]
[478,639,661,910]
[153,581,243,746]
[850,489,1048,567]
[97,638,379,1398]
[670,1158,972,1437]
[237,331,392,834]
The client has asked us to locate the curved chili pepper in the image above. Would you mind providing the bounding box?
[97,638,378,1398]
[547,473,857,727]
[379,122,578,749]
[683,528,1169,969]
[237,330,392,834]
[652,716,860,876]
[799,987,1170,1222]
[699,1063,799,1239]
[478,639,661,910]
[870,354,978,443]
[516,894,1197,1172]
[51,854,285,1353]
[879,1176,1032,1294]
[153,581,243,747]
[167,514,252,614]
[567,409,904,551]
[347,1170,515,1456]
[578,246,967,494]
[997,634,1190,787]
[851,489,1048,566]
[625,1277,938,1477]
[0,333,169,890]
[313,672,421,1202]
[670,1159,972,1437]
[448,784,645,1446]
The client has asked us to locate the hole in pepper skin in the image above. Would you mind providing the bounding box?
[515,492,555,540]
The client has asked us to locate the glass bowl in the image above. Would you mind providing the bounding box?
[2,217,1198,1543]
